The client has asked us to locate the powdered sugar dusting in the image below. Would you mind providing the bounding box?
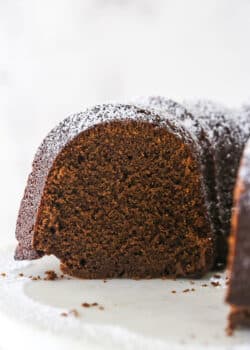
[133,96,200,139]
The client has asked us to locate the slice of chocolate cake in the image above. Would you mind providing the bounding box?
[15,103,215,278]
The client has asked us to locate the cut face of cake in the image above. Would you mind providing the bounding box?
[226,139,250,330]
[133,97,220,265]
[15,104,215,278]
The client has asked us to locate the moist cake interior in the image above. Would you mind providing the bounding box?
[33,120,214,278]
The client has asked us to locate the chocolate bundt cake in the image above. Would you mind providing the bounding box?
[15,103,215,278]
[15,98,250,286]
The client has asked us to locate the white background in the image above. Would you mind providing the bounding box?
[1,0,250,246]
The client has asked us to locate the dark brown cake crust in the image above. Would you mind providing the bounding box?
[226,139,250,330]
[184,100,250,266]
[15,103,215,278]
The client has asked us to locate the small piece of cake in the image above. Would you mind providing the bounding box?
[15,103,215,278]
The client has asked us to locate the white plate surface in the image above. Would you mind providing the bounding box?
[0,245,250,350]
